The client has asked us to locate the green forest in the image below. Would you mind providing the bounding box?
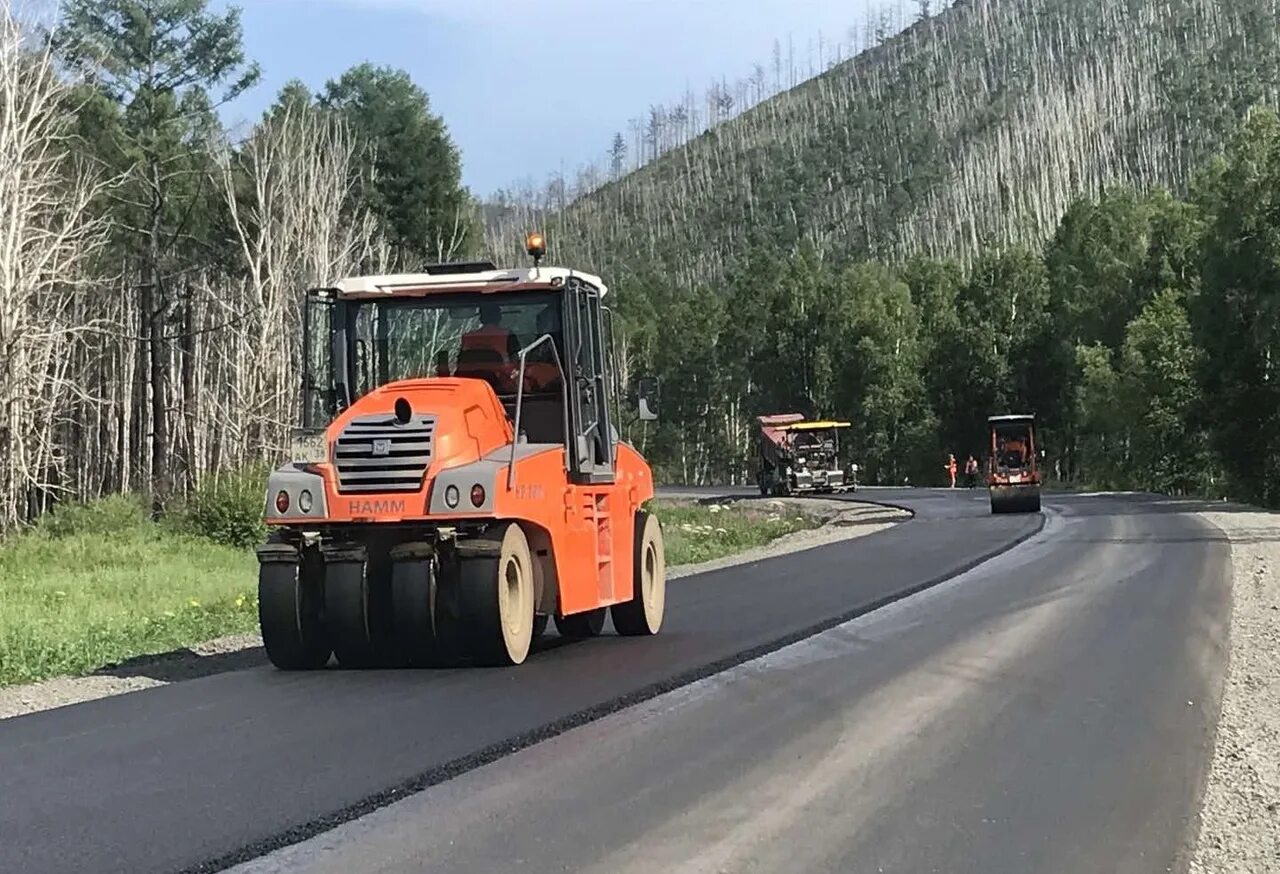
[623,122,1279,504]
[5,0,1280,540]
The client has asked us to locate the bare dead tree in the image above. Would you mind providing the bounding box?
[215,103,383,468]
[0,0,111,530]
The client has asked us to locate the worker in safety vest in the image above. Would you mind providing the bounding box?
[460,302,519,362]
[455,302,520,393]
[945,453,958,488]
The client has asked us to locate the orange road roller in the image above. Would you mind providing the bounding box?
[257,235,666,668]
[987,414,1043,514]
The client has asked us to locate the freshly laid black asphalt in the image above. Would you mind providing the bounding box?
[229,491,1230,874]
[0,489,1230,874]
[0,488,1030,874]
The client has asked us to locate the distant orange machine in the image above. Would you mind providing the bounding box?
[257,236,666,669]
[987,414,1043,514]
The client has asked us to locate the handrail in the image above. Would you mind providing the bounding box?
[508,333,570,489]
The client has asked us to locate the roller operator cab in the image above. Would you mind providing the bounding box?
[987,414,1043,515]
[257,239,667,669]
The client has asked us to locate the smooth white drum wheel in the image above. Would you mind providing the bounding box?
[611,510,666,636]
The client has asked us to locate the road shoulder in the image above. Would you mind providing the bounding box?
[1191,510,1280,873]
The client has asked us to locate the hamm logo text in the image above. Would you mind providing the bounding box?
[347,499,406,516]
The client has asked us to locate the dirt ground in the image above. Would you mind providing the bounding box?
[1190,511,1280,874]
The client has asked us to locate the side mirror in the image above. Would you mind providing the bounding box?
[637,376,660,422]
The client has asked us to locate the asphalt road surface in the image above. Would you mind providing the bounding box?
[0,489,1230,874]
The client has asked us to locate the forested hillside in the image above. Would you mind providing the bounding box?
[482,0,1280,501]
[487,0,1280,277]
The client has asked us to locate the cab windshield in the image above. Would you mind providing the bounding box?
[794,431,835,452]
[346,291,563,401]
[993,424,1032,470]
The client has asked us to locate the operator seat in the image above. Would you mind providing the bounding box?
[455,347,509,394]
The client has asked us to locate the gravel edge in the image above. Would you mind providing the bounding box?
[1190,511,1280,874]
[0,498,906,721]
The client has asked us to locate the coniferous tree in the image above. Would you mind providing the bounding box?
[321,64,473,264]
[57,0,259,508]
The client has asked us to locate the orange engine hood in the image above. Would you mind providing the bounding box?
[327,377,514,474]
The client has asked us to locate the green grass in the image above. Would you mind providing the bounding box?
[650,498,821,566]
[0,496,257,687]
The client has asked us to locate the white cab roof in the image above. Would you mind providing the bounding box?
[332,266,608,298]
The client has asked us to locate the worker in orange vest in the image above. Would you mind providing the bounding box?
[456,302,520,393]
[460,301,519,362]
[945,453,958,488]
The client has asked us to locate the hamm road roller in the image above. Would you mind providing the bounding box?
[987,414,1042,514]
[257,234,667,669]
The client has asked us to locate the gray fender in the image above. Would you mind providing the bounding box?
[264,464,329,521]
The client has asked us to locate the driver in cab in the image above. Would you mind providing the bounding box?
[460,302,519,362]
[998,436,1027,468]
[455,301,520,392]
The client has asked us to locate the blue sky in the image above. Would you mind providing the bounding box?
[224,0,885,197]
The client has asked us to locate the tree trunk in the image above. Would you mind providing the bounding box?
[146,196,171,513]
[179,278,198,494]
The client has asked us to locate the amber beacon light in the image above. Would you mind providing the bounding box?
[525,231,547,265]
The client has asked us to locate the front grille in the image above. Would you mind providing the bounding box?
[334,415,437,493]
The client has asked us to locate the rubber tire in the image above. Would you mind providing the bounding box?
[458,523,536,666]
[532,614,549,638]
[325,559,393,668]
[555,607,607,639]
[259,557,330,670]
[391,557,445,666]
[611,510,666,637]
